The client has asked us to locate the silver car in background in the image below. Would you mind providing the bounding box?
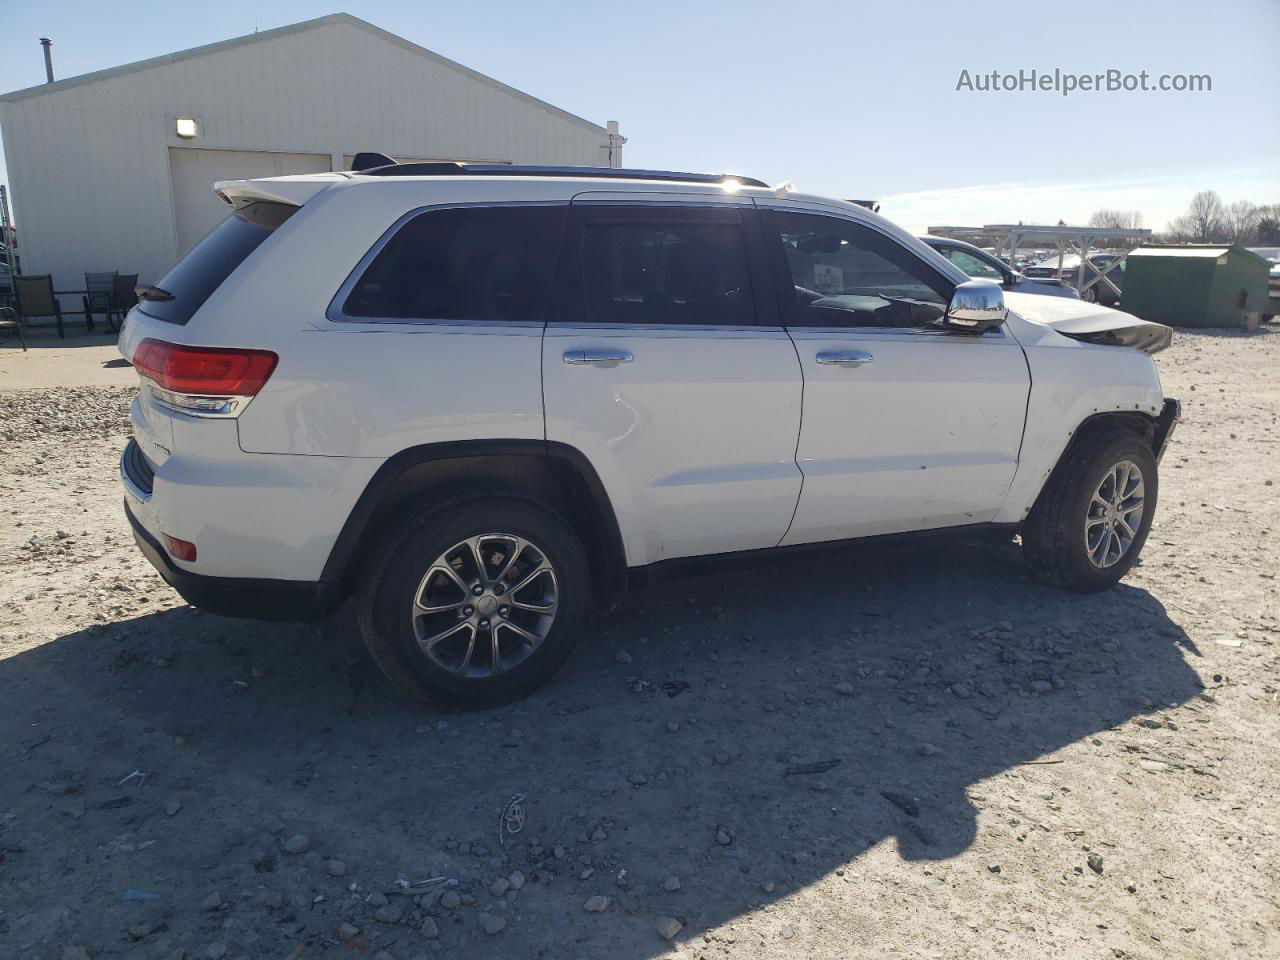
[921,235,1080,300]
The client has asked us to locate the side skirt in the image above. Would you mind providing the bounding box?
[627,522,1020,589]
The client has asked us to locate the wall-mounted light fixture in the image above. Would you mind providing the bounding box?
[175,117,198,139]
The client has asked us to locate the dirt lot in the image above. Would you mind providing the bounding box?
[1,329,1277,960]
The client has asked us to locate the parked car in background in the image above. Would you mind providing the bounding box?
[118,162,1178,706]
[1024,253,1125,305]
[921,236,1079,300]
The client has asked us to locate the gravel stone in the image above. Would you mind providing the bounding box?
[655,916,683,940]
[282,834,310,854]
[583,895,610,912]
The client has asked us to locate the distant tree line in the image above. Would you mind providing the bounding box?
[1086,193,1280,245]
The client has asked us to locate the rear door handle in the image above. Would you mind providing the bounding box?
[815,350,874,366]
[563,350,634,366]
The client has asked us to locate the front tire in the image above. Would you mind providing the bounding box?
[356,494,591,707]
[1021,430,1158,592]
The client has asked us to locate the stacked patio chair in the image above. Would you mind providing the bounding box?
[12,274,66,338]
[82,271,117,333]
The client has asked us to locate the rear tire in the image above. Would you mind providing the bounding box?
[1021,430,1157,592]
[356,494,590,708]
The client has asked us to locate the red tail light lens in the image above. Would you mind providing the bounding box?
[162,533,197,562]
[133,339,278,396]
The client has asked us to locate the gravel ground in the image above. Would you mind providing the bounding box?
[1,329,1277,960]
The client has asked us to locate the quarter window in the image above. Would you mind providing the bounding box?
[772,211,952,329]
[576,209,755,326]
[343,206,565,322]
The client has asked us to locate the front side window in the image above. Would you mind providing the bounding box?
[944,248,1006,282]
[343,205,565,323]
[576,209,755,326]
[772,211,951,329]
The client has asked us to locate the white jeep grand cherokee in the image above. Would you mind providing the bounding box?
[119,160,1179,706]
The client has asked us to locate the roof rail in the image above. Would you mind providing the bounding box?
[352,160,768,188]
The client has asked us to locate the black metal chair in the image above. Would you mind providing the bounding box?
[13,274,65,338]
[0,288,26,350]
[109,273,138,331]
[82,271,117,333]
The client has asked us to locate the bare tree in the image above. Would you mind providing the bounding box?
[1221,200,1261,244]
[1167,190,1226,242]
[1256,204,1280,245]
[1088,209,1144,231]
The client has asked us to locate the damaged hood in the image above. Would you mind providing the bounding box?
[1005,291,1172,354]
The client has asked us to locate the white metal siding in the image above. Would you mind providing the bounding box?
[0,18,611,295]
[169,148,331,254]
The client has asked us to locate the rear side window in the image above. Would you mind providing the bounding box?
[576,208,755,326]
[342,206,566,323]
[139,201,296,325]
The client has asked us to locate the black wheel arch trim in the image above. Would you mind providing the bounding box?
[320,439,628,600]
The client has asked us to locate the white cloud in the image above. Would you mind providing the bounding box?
[878,165,1280,236]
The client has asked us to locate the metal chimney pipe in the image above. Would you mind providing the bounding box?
[40,38,54,83]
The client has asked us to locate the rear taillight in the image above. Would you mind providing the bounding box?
[133,339,277,417]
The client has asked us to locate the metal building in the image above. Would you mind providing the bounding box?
[0,13,623,293]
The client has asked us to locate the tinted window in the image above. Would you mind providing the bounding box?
[139,201,295,325]
[577,211,754,326]
[773,211,951,329]
[344,206,565,322]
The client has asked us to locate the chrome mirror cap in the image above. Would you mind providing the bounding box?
[945,279,1007,332]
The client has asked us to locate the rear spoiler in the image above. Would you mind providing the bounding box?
[213,174,346,210]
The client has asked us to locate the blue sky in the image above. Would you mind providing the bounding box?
[1,0,1276,234]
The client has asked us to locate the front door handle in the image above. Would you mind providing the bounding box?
[563,350,634,366]
[815,350,874,366]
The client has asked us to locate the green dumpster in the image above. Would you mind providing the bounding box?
[1120,244,1272,328]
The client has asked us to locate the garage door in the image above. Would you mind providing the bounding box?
[169,148,331,255]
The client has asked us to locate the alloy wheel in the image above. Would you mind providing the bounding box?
[411,533,559,678]
[1084,460,1145,569]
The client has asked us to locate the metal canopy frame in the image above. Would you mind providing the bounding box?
[927,224,1152,300]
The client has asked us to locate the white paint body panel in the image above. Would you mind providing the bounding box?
[542,325,803,565]
[115,174,1167,592]
[782,329,1029,543]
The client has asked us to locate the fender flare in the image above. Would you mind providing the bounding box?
[319,439,628,597]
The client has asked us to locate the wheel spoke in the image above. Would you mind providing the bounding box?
[1115,512,1139,539]
[415,566,467,613]
[456,627,479,674]
[418,620,472,652]
[1090,526,1111,566]
[510,561,553,597]
[511,595,558,615]
[498,620,541,647]
[493,538,526,586]
[468,537,491,585]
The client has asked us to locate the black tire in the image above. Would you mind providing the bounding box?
[356,493,591,708]
[1021,429,1158,592]
[1080,285,1099,304]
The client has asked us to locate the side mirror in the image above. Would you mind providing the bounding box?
[944,279,1007,333]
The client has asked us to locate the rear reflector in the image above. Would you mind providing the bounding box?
[162,533,198,562]
[134,339,277,396]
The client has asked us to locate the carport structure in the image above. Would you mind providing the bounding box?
[927,224,1152,301]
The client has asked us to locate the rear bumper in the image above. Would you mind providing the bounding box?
[125,499,342,622]
[1154,398,1180,463]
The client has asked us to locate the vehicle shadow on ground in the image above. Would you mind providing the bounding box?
[1,541,1204,959]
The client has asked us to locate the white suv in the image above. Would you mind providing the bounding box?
[119,161,1179,706]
